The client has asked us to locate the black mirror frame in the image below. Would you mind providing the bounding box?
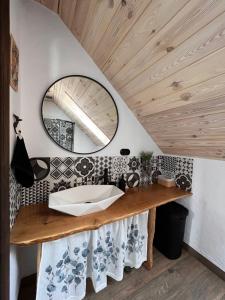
[41,75,119,155]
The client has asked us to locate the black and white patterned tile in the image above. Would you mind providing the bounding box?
[9,169,20,228]
[45,157,74,195]
[111,156,128,182]
[50,179,72,193]
[12,154,194,209]
[175,157,193,191]
[126,172,140,188]
[43,118,74,152]
[74,157,95,179]
[176,157,193,176]
[30,157,50,181]
[126,157,141,188]
[20,180,50,205]
[161,156,177,178]
[175,173,192,192]
[150,155,193,190]
[127,157,140,172]
[95,156,112,177]
[50,157,75,180]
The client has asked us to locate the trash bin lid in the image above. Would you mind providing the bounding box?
[157,202,189,219]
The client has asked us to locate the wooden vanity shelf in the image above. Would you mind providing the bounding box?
[10,184,191,270]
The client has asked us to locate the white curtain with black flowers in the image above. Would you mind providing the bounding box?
[36,212,148,300]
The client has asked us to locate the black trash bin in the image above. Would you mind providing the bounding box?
[154,202,189,259]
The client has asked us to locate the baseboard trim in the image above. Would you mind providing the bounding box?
[183,242,225,281]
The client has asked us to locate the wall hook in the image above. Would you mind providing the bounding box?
[13,114,22,135]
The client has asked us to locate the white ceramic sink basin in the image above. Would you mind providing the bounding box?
[49,185,125,216]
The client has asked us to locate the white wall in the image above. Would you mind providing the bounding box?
[178,158,225,272]
[19,0,161,158]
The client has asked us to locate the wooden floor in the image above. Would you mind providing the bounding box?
[19,249,225,300]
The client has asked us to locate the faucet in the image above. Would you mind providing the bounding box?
[96,168,109,185]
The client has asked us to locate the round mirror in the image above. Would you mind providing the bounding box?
[41,76,119,154]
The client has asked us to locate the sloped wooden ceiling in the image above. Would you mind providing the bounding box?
[36,0,225,160]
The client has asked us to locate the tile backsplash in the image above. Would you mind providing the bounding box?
[9,169,21,229]
[10,155,193,227]
[152,156,193,192]
[20,156,150,206]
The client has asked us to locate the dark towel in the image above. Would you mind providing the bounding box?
[11,137,34,188]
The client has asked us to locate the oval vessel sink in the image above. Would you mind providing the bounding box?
[49,185,125,216]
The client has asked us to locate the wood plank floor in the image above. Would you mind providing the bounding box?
[84,249,225,300]
[19,249,225,300]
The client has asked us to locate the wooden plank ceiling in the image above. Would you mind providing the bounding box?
[36,0,225,160]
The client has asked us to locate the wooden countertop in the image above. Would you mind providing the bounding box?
[10,184,191,246]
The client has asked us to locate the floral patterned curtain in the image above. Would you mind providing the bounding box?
[36,212,148,300]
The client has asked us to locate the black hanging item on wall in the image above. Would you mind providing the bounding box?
[11,137,34,188]
[13,114,22,135]
[11,115,34,188]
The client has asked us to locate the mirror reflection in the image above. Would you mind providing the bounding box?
[41,76,118,154]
